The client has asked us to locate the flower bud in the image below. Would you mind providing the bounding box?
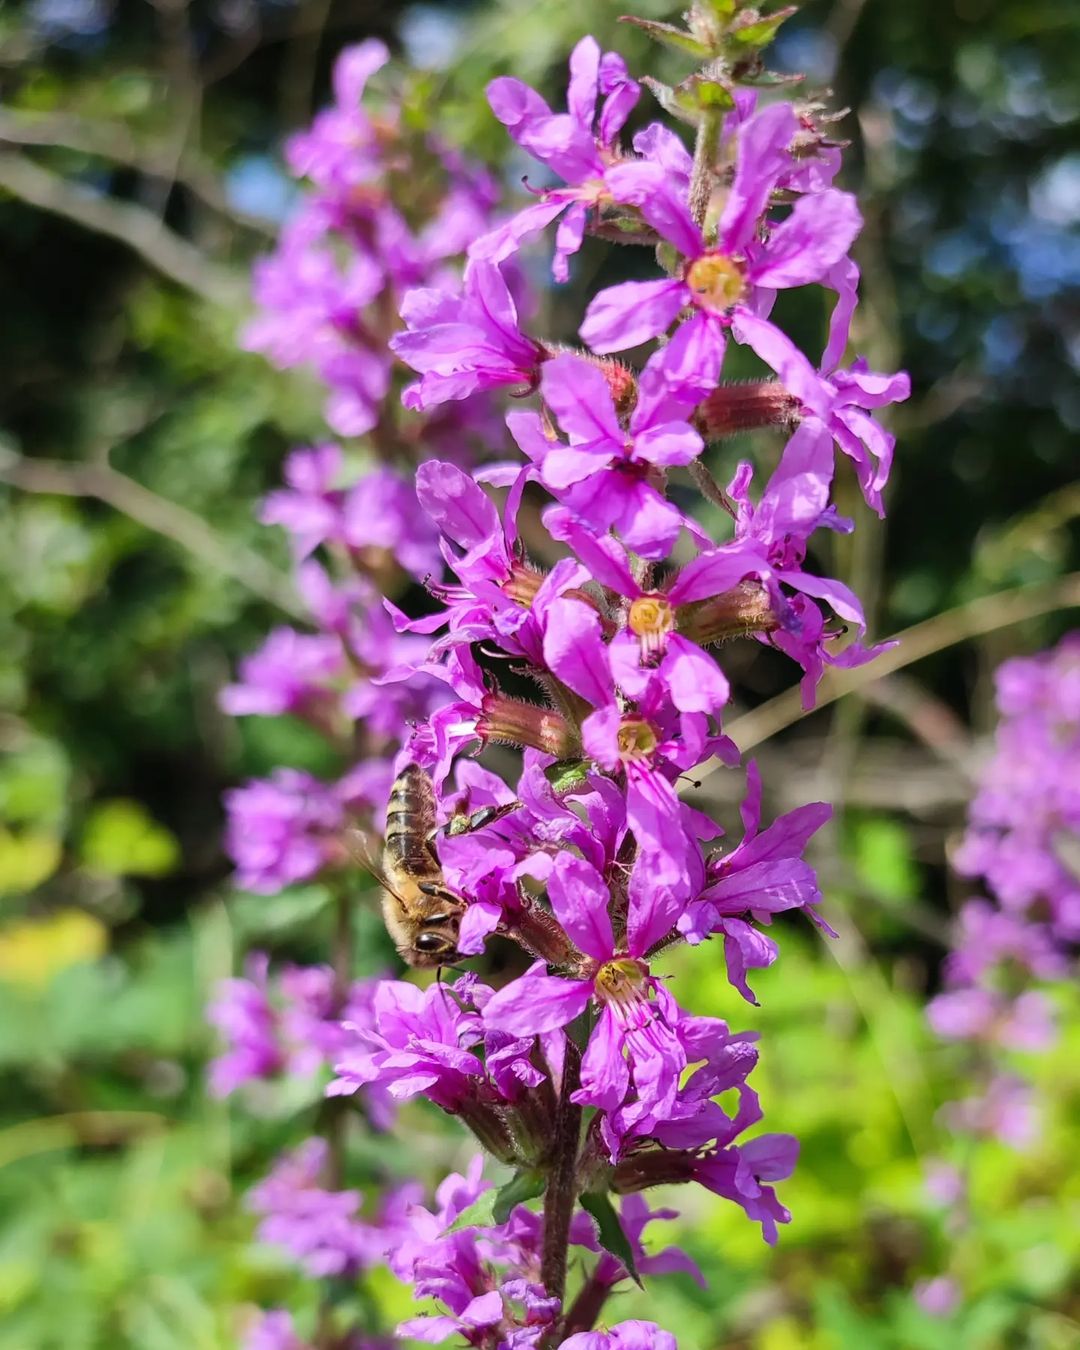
[478,692,579,758]
[692,380,799,441]
[676,579,777,645]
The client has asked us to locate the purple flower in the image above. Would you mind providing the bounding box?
[472,36,640,280]
[579,103,860,372]
[725,423,891,706]
[510,345,704,560]
[284,39,391,193]
[219,628,344,719]
[728,305,910,516]
[392,261,544,410]
[223,770,349,894]
[329,979,485,1113]
[248,1138,391,1278]
[689,1132,799,1245]
[914,1276,960,1318]
[484,851,690,1128]
[540,595,732,882]
[561,1322,677,1350]
[388,459,588,668]
[680,761,831,1002]
[262,448,441,581]
[206,954,282,1097]
[546,509,743,710]
[942,1074,1040,1149]
[261,443,344,558]
[242,212,392,438]
[241,1310,310,1350]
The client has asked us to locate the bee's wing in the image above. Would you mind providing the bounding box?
[342,829,410,909]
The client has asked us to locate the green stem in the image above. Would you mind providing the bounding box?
[688,104,723,230]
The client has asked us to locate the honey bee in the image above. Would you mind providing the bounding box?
[380,763,465,968]
[353,764,521,969]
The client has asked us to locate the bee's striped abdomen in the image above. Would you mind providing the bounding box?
[383,764,441,879]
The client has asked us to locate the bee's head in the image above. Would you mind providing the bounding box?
[410,929,460,968]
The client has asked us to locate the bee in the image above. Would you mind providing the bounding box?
[354,763,521,969]
[379,763,465,968]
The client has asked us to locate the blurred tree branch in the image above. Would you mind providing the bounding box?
[0,449,301,618]
[694,572,1080,779]
[0,109,275,235]
[0,149,244,302]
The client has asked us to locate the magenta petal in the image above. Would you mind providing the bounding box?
[397,1316,461,1343]
[546,511,637,596]
[575,1004,630,1111]
[821,257,860,373]
[582,703,623,772]
[541,353,623,445]
[484,968,592,1036]
[548,852,614,959]
[663,634,731,713]
[741,1132,799,1181]
[567,35,601,131]
[668,544,764,605]
[627,860,682,956]
[542,597,615,708]
[554,202,589,281]
[470,197,572,265]
[604,161,702,258]
[751,190,862,289]
[632,420,703,468]
[416,461,498,549]
[579,278,686,354]
[731,310,828,413]
[457,901,501,956]
[487,76,552,135]
[784,569,866,630]
[719,102,798,254]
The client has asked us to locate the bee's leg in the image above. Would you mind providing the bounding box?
[417,881,462,911]
[443,799,523,838]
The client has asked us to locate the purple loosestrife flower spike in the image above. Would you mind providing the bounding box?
[221,16,911,1343]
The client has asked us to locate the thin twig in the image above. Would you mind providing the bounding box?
[0,450,301,617]
[0,149,242,302]
[0,110,275,235]
[693,573,1080,781]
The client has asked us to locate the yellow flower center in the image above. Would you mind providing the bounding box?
[595,957,649,1006]
[684,252,746,314]
[616,717,658,761]
[628,595,674,659]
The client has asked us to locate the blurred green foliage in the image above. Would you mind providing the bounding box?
[0,0,1077,1346]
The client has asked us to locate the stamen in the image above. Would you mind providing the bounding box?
[684,252,746,313]
[616,717,659,761]
[628,595,675,660]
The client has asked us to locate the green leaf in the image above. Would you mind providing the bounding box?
[730,6,798,48]
[492,1169,546,1224]
[443,1189,499,1234]
[686,74,736,110]
[618,17,712,58]
[544,759,591,795]
[580,1192,642,1287]
[80,799,180,878]
[850,817,918,903]
[443,1171,546,1234]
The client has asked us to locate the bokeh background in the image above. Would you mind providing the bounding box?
[0,1,1078,1346]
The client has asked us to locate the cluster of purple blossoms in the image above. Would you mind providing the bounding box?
[916,635,1078,1318]
[216,7,910,1345]
[208,954,395,1125]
